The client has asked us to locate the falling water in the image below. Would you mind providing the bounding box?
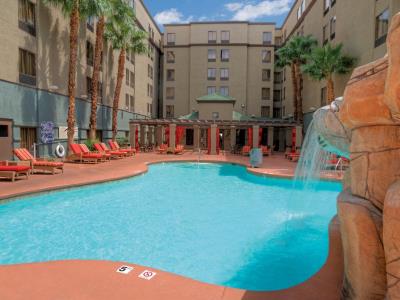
[294,119,332,188]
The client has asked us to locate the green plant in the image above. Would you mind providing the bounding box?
[84,139,100,151]
[116,137,129,147]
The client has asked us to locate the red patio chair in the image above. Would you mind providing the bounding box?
[14,148,64,174]
[108,140,136,156]
[69,143,103,164]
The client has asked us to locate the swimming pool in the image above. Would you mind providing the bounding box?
[0,163,341,291]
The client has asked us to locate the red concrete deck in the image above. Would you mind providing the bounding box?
[0,152,344,300]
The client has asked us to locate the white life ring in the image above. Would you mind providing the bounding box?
[55,144,66,158]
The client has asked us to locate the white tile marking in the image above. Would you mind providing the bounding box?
[116,265,134,274]
[138,270,157,280]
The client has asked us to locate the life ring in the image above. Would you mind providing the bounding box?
[55,144,66,158]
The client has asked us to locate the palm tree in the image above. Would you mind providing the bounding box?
[302,43,356,104]
[105,0,147,141]
[87,1,112,141]
[276,35,317,124]
[43,0,81,151]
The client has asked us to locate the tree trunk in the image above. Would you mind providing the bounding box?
[290,63,298,122]
[327,74,335,104]
[89,16,105,141]
[67,0,79,154]
[296,63,304,125]
[112,49,126,141]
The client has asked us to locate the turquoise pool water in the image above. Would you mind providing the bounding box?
[0,163,341,291]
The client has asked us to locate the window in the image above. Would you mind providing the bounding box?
[263,32,272,45]
[273,90,281,101]
[167,69,175,81]
[375,9,389,47]
[262,88,270,100]
[323,24,328,44]
[208,31,217,43]
[125,94,130,110]
[324,0,330,14]
[166,87,175,99]
[221,31,230,43]
[207,86,216,95]
[87,41,94,66]
[148,64,153,79]
[274,72,282,83]
[297,6,302,20]
[87,16,95,32]
[130,71,135,88]
[321,87,327,106]
[0,125,8,137]
[20,127,37,150]
[212,112,220,120]
[19,48,36,85]
[208,49,217,62]
[262,50,271,63]
[261,106,270,118]
[273,108,281,118]
[147,84,153,97]
[262,69,271,81]
[167,51,175,63]
[126,69,130,85]
[220,68,229,80]
[130,95,135,112]
[221,49,230,62]
[220,87,229,96]
[166,105,174,118]
[301,0,306,13]
[167,33,176,45]
[330,16,336,39]
[208,68,216,80]
[275,36,282,46]
[18,0,36,36]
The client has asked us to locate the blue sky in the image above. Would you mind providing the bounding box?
[145,0,295,29]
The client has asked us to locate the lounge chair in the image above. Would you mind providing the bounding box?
[79,144,111,162]
[261,146,271,156]
[69,143,104,164]
[14,148,64,174]
[108,140,136,156]
[94,143,125,159]
[0,161,31,182]
[174,144,184,155]
[242,145,251,156]
[157,144,168,154]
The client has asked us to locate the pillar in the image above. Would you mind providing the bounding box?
[147,126,154,145]
[193,125,200,151]
[230,126,236,150]
[253,125,260,149]
[140,125,147,146]
[169,123,176,150]
[295,126,303,150]
[129,123,137,147]
[210,124,217,155]
[267,127,274,149]
[156,125,163,146]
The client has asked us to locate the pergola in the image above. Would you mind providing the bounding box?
[129,118,302,155]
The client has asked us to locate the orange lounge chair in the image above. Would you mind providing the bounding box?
[79,144,110,162]
[242,145,251,156]
[261,146,271,156]
[0,161,31,182]
[157,144,168,154]
[108,140,136,156]
[174,144,184,155]
[69,144,104,164]
[94,143,125,159]
[14,148,64,174]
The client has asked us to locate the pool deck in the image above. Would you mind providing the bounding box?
[0,152,344,299]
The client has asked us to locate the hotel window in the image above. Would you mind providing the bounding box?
[262,50,271,63]
[208,49,217,62]
[166,87,175,99]
[20,127,37,150]
[301,0,306,13]
[261,106,270,118]
[130,71,135,88]
[324,0,330,14]
[221,31,230,43]
[167,51,175,63]
[86,41,94,66]
[330,16,336,39]
[262,69,271,81]
[220,87,229,96]
[130,95,135,112]
[87,16,95,32]
[126,69,130,85]
[321,87,327,106]
[208,68,216,80]
[263,32,272,45]
[19,0,36,36]
[207,86,216,95]
[220,68,229,80]
[208,31,217,43]
[262,88,270,100]
[148,64,153,79]
[221,49,230,62]
[166,105,174,118]
[275,36,282,46]
[273,90,281,101]
[297,7,302,20]
[125,94,130,110]
[19,48,36,86]
[147,84,153,97]
[375,9,389,47]
[167,69,175,81]
[274,72,282,83]
[167,33,176,45]
[323,24,328,44]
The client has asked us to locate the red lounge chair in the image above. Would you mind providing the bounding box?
[79,144,110,162]
[14,148,64,174]
[69,144,103,164]
[174,144,184,155]
[0,161,30,182]
[242,146,251,156]
[261,146,271,156]
[157,144,168,154]
[108,140,135,156]
[94,143,125,159]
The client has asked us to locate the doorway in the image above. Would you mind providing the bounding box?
[0,119,13,160]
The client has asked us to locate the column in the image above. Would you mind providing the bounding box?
[148,126,154,145]
[279,128,286,152]
[295,126,303,150]
[267,127,274,149]
[193,125,200,151]
[230,126,236,150]
[129,123,137,148]
[252,125,260,149]
[210,124,217,155]
[169,123,176,150]
[156,125,163,146]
